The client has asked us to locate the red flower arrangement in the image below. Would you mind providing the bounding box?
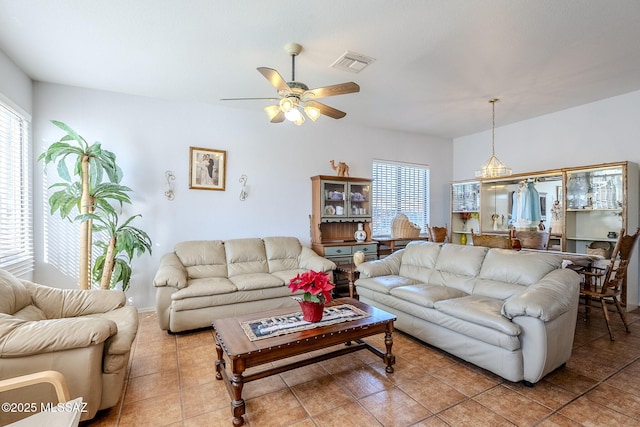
[288,270,334,303]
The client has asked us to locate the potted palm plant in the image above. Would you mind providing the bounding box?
[38,120,152,290]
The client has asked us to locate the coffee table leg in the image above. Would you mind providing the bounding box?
[231,362,246,426]
[383,327,396,373]
[215,334,224,380]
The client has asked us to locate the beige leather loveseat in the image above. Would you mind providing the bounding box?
[355,241,580,385]
[0,269,138,424]
[154,236,336,333]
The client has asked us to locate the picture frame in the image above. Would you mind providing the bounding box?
[189,146,226,191]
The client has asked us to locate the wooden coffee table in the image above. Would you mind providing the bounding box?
[212,297,396,426]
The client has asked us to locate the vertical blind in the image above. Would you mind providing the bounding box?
[371,159,430,236]
[0,101,33,276]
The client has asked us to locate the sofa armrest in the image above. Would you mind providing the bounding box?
[153,252,188,289]
[356,250,403,278]
[22,282,126,319]
[502,268,580,321]
[0,314,116,357]
[298,247,337,272]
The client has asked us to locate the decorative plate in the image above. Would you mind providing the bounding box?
[325,205,336,215]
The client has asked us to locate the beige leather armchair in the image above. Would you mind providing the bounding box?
[0,269,138,423]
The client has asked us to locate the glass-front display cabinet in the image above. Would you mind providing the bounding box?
[450,181,480,244]
[564,164,626,253]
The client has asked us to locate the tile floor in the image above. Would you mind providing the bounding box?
[83,305,640,427]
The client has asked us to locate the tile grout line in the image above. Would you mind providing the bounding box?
[532,343,640,425]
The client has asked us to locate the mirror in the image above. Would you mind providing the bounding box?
[480,173,563,233]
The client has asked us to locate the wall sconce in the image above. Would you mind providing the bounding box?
[239,174,248,201]
[164,170,175,200]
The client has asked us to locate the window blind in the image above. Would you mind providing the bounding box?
[0,101,33,276]
[371,160,430,236]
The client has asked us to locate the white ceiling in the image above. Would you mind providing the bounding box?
[1,0,640,139]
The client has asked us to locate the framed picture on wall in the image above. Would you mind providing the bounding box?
[189,147,227,191]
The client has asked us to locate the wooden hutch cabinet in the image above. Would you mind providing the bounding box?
[310,175,378,264]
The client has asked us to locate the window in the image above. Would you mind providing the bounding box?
[371,160,430,236]
[0,99,33,276]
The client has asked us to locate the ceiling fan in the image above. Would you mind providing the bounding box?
[221,43,360,125]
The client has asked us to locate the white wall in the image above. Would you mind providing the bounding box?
[453,90,640,181]
[32,82,452,309]
[0,49,32,115]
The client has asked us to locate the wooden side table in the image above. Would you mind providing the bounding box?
[333,263,360,299]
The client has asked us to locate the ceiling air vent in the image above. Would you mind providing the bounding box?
[330,51,375,73]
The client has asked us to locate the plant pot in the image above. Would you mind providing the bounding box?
[299,301,325,322]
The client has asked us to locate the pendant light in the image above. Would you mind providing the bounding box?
[475,98,512,178]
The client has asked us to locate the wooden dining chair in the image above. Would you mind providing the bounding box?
[579,227,640,340]
[428,224,448,243]
[515,230,550,250]
[470,229,512,249]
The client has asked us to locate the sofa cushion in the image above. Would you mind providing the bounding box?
[366,292,521,351]
[428,244,488,293]
[397,241,441,283]
[0,269,32,315]
[263,237,302,273]
[12,304,47,321]
[175,240,228,278]
[230,273,284,291]
[355,276,421,295]
[225,238,269,277]
[171,286,299,312]
[390,284,468,308]
[171,278,237,300]
[473,249,562,299]
[434,295,521,336]
[271,269,307,285]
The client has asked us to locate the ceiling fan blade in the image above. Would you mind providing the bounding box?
[220,97,280,101]
[305,82,360,99]
[270,111,285,123]
[257,67,291,92]
[306,100,347,119]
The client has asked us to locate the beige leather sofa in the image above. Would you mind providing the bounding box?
[355,241,580,385]
[154,236,336,333]
[0,269,138,424]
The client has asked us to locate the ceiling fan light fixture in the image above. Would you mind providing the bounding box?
[292,111,305,126]
[222,43,359,125]
[285,107,302,122]
[304,105,321,121]
[475,98,512,179]
[264,105,280,120]
[279,97,296,113]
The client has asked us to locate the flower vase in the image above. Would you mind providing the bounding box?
[299,300,325,322]
[354,223,367,242]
